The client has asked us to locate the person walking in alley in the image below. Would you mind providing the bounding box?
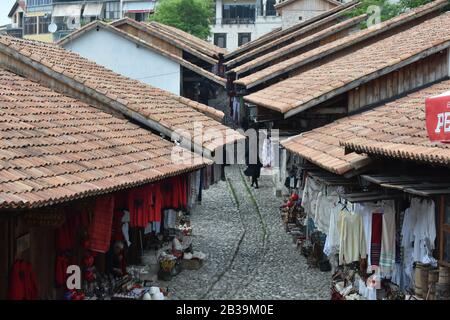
[245,158,263,189]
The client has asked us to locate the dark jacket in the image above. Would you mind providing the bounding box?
[245,160,263,178]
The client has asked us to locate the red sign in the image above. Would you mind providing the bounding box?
[426,91,450,143]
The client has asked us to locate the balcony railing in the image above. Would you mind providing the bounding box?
[5,28,23,38]
[213,17,255,25]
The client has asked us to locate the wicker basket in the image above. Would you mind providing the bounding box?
[181,258,203,270]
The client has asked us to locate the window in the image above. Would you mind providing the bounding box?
[238,33,251,46]
[27,0,52,7]
[18,12,23,28]
[39,15,51,34]
[222,4,255,24]
[24,17,37,35]
[105,1,120,20]
[214,33,227,49]
[440,196,450,266]
[266,0,276,16]
[135,12,146,22]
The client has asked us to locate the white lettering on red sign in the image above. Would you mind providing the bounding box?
[435,112,450,134]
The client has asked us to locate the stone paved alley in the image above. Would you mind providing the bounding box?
[164,165,330,300]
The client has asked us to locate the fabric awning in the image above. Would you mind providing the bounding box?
[52,4,83,17]
[123,1,155,13]
[83,3,104,17]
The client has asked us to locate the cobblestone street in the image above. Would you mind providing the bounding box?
[165,165,330,300]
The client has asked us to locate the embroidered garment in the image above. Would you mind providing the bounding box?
[380,200,396,277]
[370,212,383,267]
[338,210,366,265]
[89,195,115,253]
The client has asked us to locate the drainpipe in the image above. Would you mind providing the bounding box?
[120,0,123,18]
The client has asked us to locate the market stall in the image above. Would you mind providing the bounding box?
[279,161,450,300]
[3,165,220,300]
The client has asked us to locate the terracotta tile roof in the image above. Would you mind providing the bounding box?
[229,14,367,76]
[224,0,360,60]
[148,21,227,57]
[281,123,372,175]
[0,68,211,209]
[0,35,244,153]
[244,12,450,117]
[341,80,450,166]
[236,0,448,89]
[58,21,226,87]
[282,79,450,175]
[111,18,222,65]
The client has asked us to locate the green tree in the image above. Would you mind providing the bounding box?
[398,0,434,9]
[347,0,446,28]
[346,0,401,27]
[150,0,214,40]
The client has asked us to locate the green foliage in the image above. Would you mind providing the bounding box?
[150,0,214,40]
[347,0,438,28]
[398,0,434,9]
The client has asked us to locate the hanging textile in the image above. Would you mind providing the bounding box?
[232,97,240,125]
[380,200,396,277]
[122,210,131,247]
[148,184,163,222]
[163,209,177,229]
[338,210,366,265]
[88,195,115,253]
[55,254,69,288]
[354,202,382,270]
[323,207,341,257]
[301,177,321,217]
[8,260,39,300]
[401,207,415,289]
[370,212,383,268]
[411,198,436,263]
[261,137,272,167]
[128,187,146,228]
[314,186,339,235]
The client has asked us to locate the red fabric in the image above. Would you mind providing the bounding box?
[148,184,163,222]
[180,176,187,209]
[128,187,147,228]
[56,220,76,252]
[24,262,38,300]
[160,176,187,210]
[56,210,89,252]
[8,260,38,300]
[88,195,115,253]
[55,255,69,287]
[161,178,175,208]
[371,212,383,267]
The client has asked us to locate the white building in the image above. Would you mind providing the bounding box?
[5,0,158,43]
[275,0,342,28]
[59,20,228,113]
[211,0,346,51]
[61,22,181,94]
[211,0,281,51]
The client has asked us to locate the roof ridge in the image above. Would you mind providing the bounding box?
[244,11,450,117]
[58,21,226,88]
[0,35,244,155]
[229,13,367,76]
[111,18,219,64]
[236,0,448,88]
